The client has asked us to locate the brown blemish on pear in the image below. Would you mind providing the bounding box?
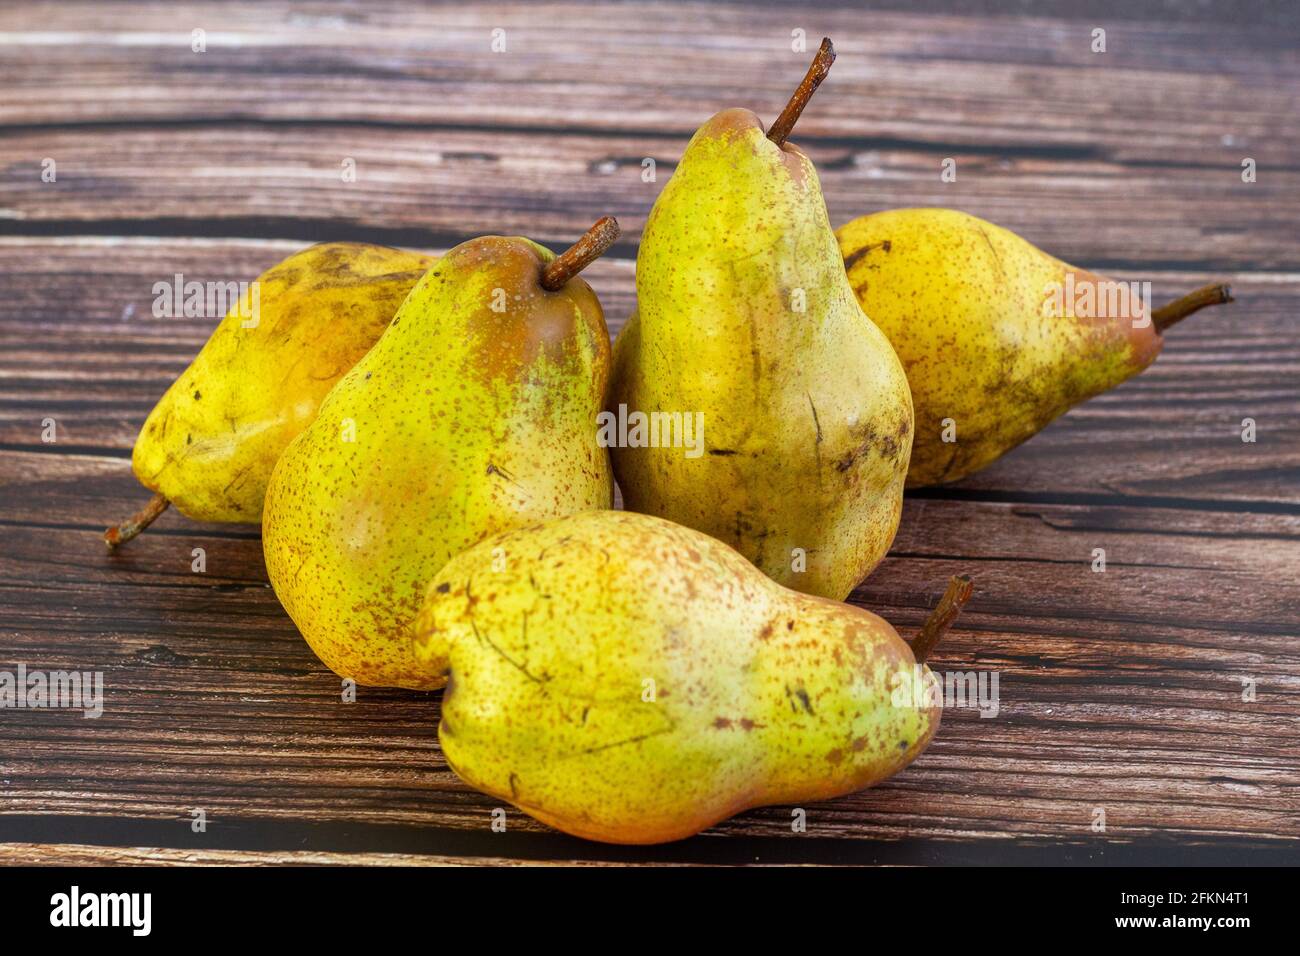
[106,242,435,547]
[837,209,1234,486]
[262,221,618,689]
[608,39,911,600]
[412,510,968,844]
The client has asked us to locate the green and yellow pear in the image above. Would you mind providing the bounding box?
[263,218,620,689]
[413,509,972,845]
[609,40,913,601]
[105,242,434,548]
[837,208,1233,487]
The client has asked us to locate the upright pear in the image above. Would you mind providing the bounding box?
[413,509,971,845]
[837,208,1233,487]
[263,218,620,689]
[105,242,435,547]
[609,40,913,601]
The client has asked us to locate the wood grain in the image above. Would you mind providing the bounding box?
[3,125,1297,270]
[1,0,1297,865]
[2,240,1294,506]
[2,3,1297,162]
[1,486,1296,855]
[0,844,522,866]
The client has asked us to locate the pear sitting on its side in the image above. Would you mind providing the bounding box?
[413,509,972,845]
[105,242,434,548]
[263,218,620,689]
[837,208,1233,487]
[610,40,914,601]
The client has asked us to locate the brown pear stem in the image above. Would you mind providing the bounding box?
[104,492,170,550]
[766,38,836,148]
[1152,283,1233,333]
[539,216,621,291]
[910,575,974,665]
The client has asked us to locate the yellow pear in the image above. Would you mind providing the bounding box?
[105,242,434,547]
[263,219,620,689]
[838,208,1232,486]
[413,509,972,845]
[608,41,913,600]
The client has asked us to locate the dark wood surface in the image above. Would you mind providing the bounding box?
[1,1,1298,866]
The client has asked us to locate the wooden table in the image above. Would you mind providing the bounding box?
[2,1,1297,866]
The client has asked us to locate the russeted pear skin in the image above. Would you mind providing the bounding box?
[263,235,613,690]
[413,510,944,845]
[837,208,1231,487]
[609,108,913,601]
[128,242,434,523]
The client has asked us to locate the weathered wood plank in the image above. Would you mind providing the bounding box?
[0,843,482,866]
[0,491,1295,847]
[1,0,1297,865]
[0,842,675,866]
[9,481,1300,643]
[1,125,1295,270]
[1,3,1297,168]
[1,240,1294,506]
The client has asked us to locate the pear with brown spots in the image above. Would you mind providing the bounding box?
[608,41,913,601]
[263,219,619,689]
[838,208,1234,486]
[105,242,435,548]
[413,509,972,844]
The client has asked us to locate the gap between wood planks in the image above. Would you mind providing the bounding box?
[5,440,1296,517]
[0,814,1293,866]
[2,220,1293,277]
[6,115,1296,174]
[3,232,1291,280]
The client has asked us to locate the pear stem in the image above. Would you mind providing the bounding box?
[766,38,836,148]
[910,575,974,665]
[1152,282,1233,333]
[539,216,621,291]
[104,492,170,551]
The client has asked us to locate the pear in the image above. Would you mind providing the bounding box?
[104,242,434,548]
[262,218,620,689]
[413,509,972,845]
[837,208,1233,487]
[608,40,913,601]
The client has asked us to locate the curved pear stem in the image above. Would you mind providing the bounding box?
[539,216,621,291]
[766,38,836,148]
[1152,282,1233,333]
[910,575,974,665]
[104,492,170,551]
